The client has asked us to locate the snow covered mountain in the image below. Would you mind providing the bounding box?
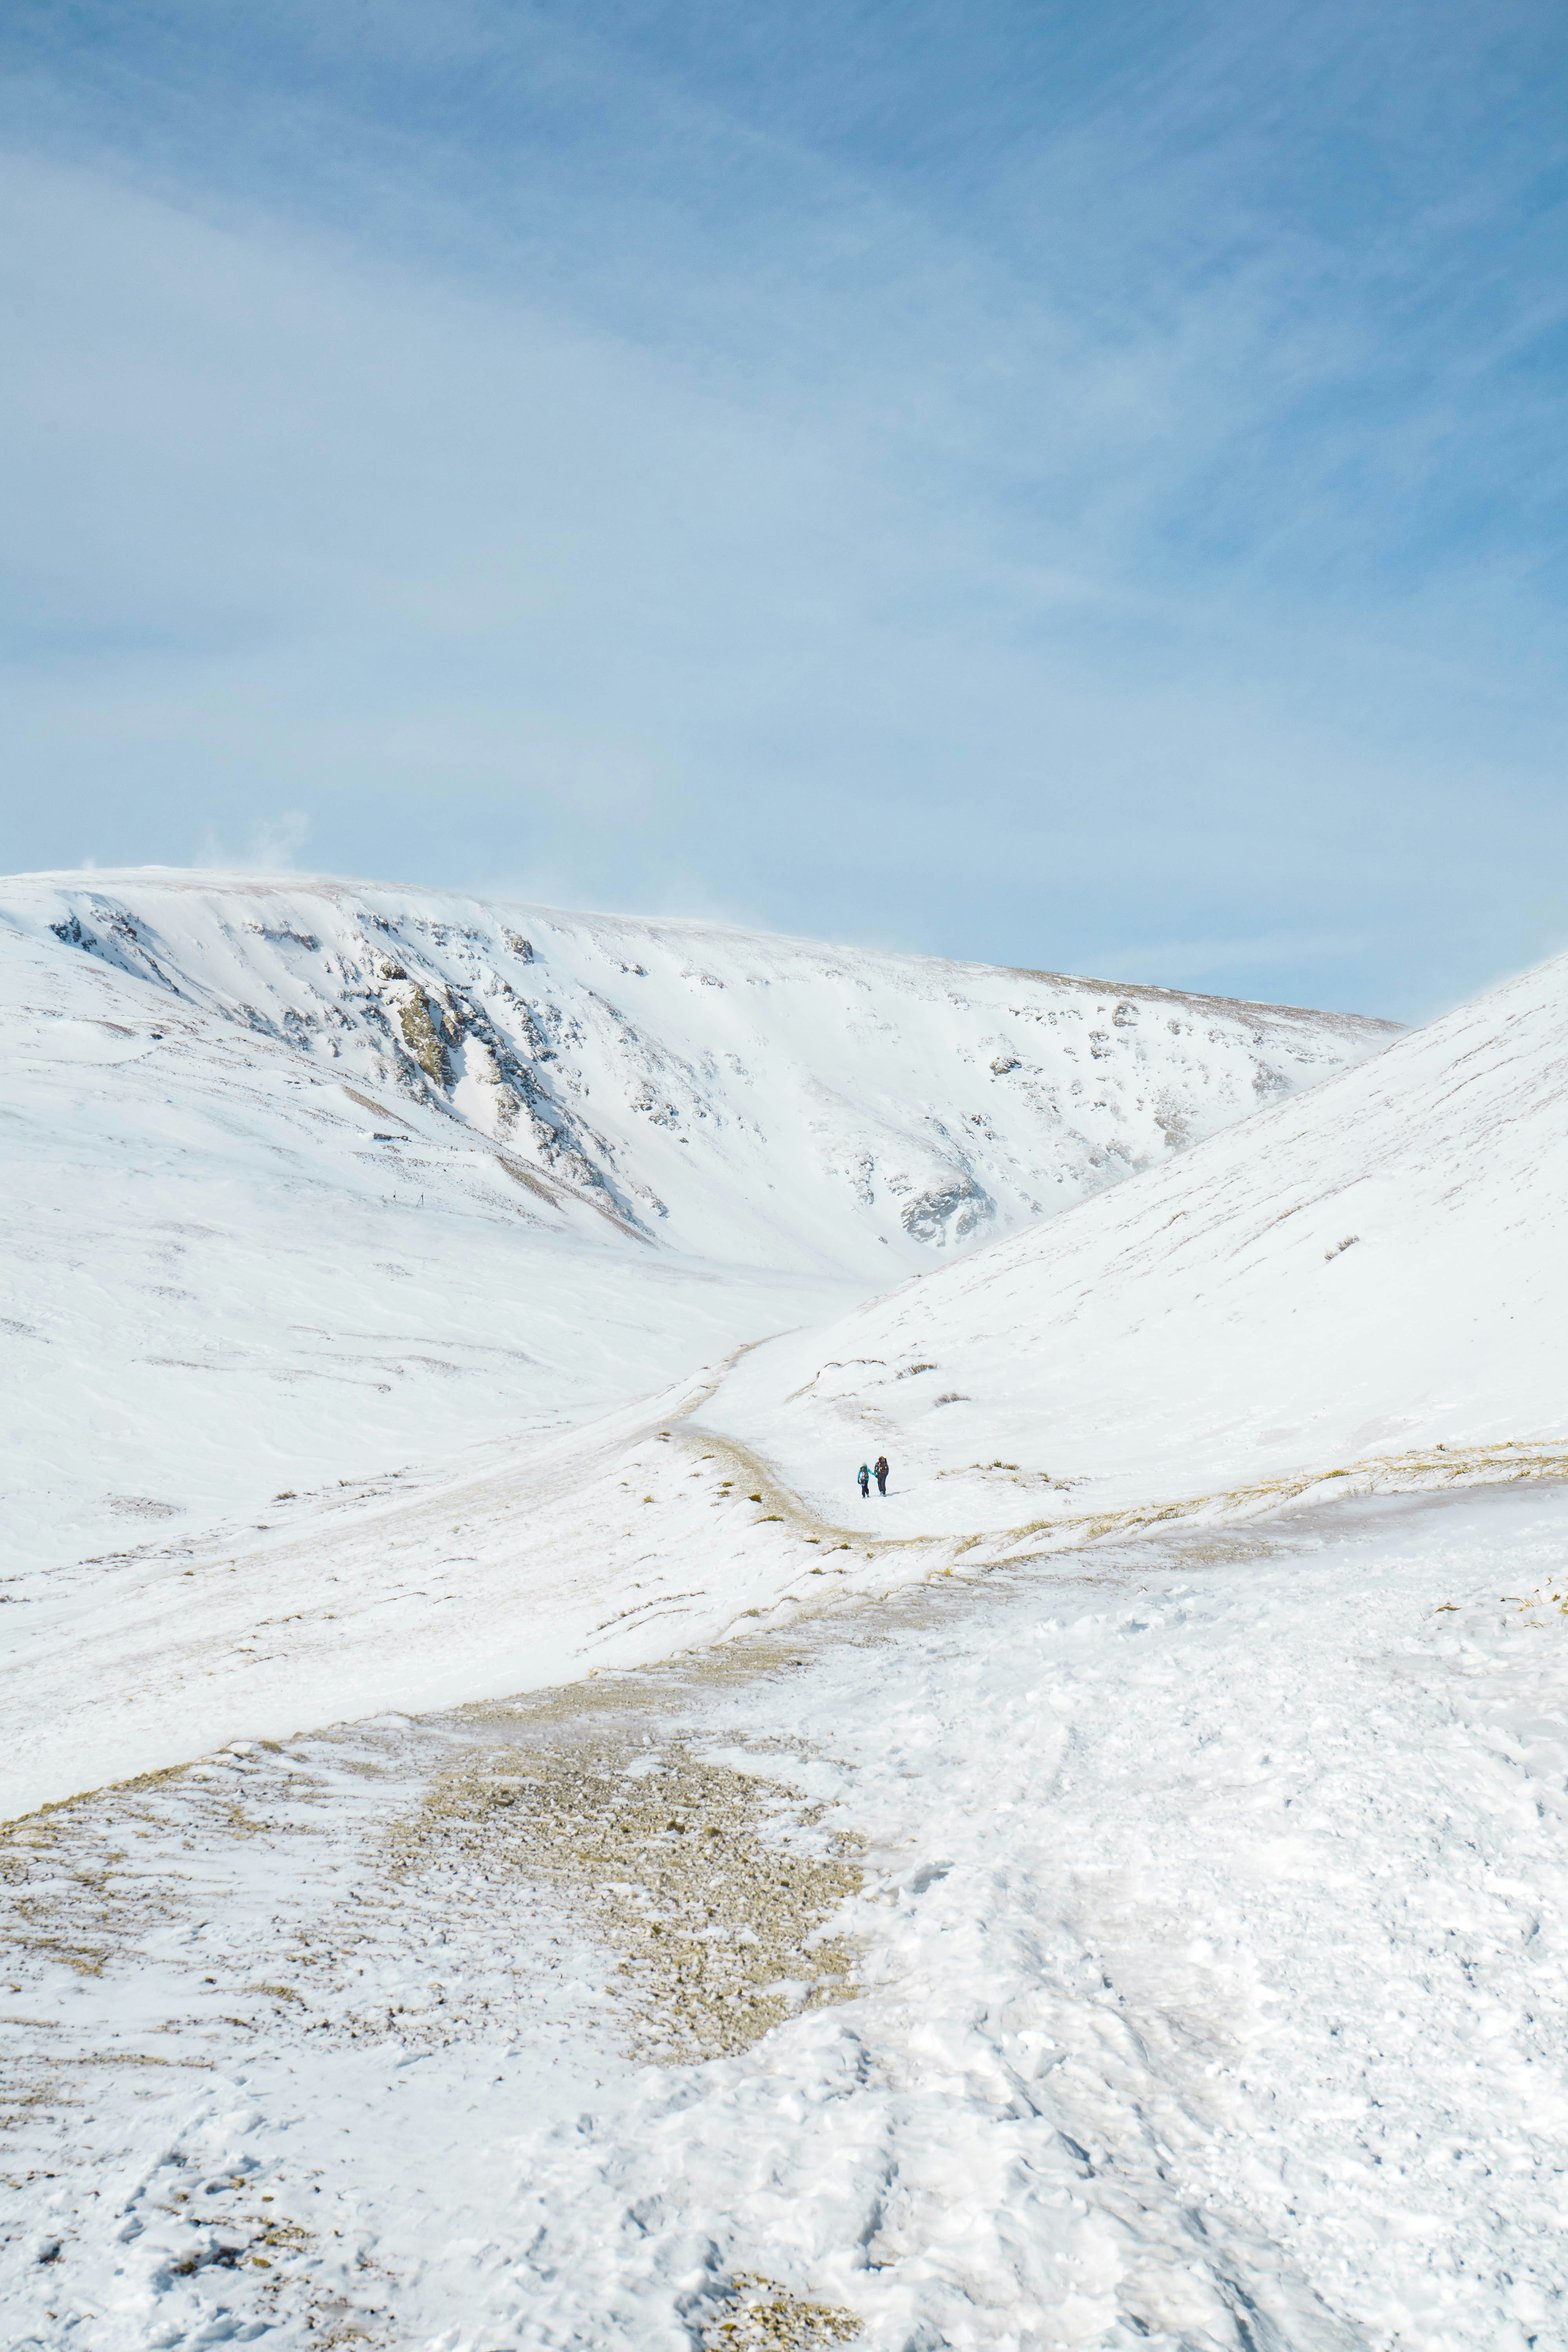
[0,909,844,1591]
[8,883,1568,2349]
[711,947,1568,1541]
[0,866,1394,1575]
[7,868,1394,1275]
[0,864,1402,1809]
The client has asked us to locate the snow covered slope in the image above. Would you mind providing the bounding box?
[0,866,1392,1578]
[710,949,1568,1538]
[0,865,1400,1808]
[16,877,1568,2348]
[9,1484,1568,2350]
[0,911,858,1585]
[5,868,1394,1276]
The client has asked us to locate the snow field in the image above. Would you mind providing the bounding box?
[9,870,1568,2349]
[0,910,864,1581]
[3,1368,930,1823]
[0,867,1406,1823]
[6,1482,1568,2350]
[711,949,1568,1536]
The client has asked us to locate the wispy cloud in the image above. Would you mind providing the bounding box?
[1,0,1565,1020]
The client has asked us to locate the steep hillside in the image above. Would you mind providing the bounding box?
[0,910,855,1582]
[6,869,1396,1277]
[0,865,1399,1599]
[709,951,1568,1536]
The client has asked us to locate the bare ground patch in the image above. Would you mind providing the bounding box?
[395,1730,863,2064]
[703,2272,864,2347]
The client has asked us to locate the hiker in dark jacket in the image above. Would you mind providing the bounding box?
[874,1455,889,1495]
[857,1463,871,1498]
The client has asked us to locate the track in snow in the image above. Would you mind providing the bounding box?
[5,1480,1568,2350]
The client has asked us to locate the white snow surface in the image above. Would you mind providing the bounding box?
[0,869,1394,1814]
[5,867,1391,1278]
[6,1484,1568,2351]
[6,876,1568,2349]
[713,949,1568,1539]
[0,905,858,1590]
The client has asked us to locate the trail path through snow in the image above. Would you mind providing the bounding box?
[712,948,1568,1536]
[7,1482,1568,2349]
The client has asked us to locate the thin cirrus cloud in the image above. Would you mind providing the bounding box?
[0,0,1566,1021]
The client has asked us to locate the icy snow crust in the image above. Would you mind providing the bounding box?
[714,948,1568,1538]
[6,1485,1568,2350]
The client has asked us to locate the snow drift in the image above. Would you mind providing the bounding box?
[710,949,1568,1537]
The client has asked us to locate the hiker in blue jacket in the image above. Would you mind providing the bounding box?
[857,1463,871,1499]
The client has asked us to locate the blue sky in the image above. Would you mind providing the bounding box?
[2,0,1566,1018]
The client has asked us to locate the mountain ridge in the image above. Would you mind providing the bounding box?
[7,866,1399,1275]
